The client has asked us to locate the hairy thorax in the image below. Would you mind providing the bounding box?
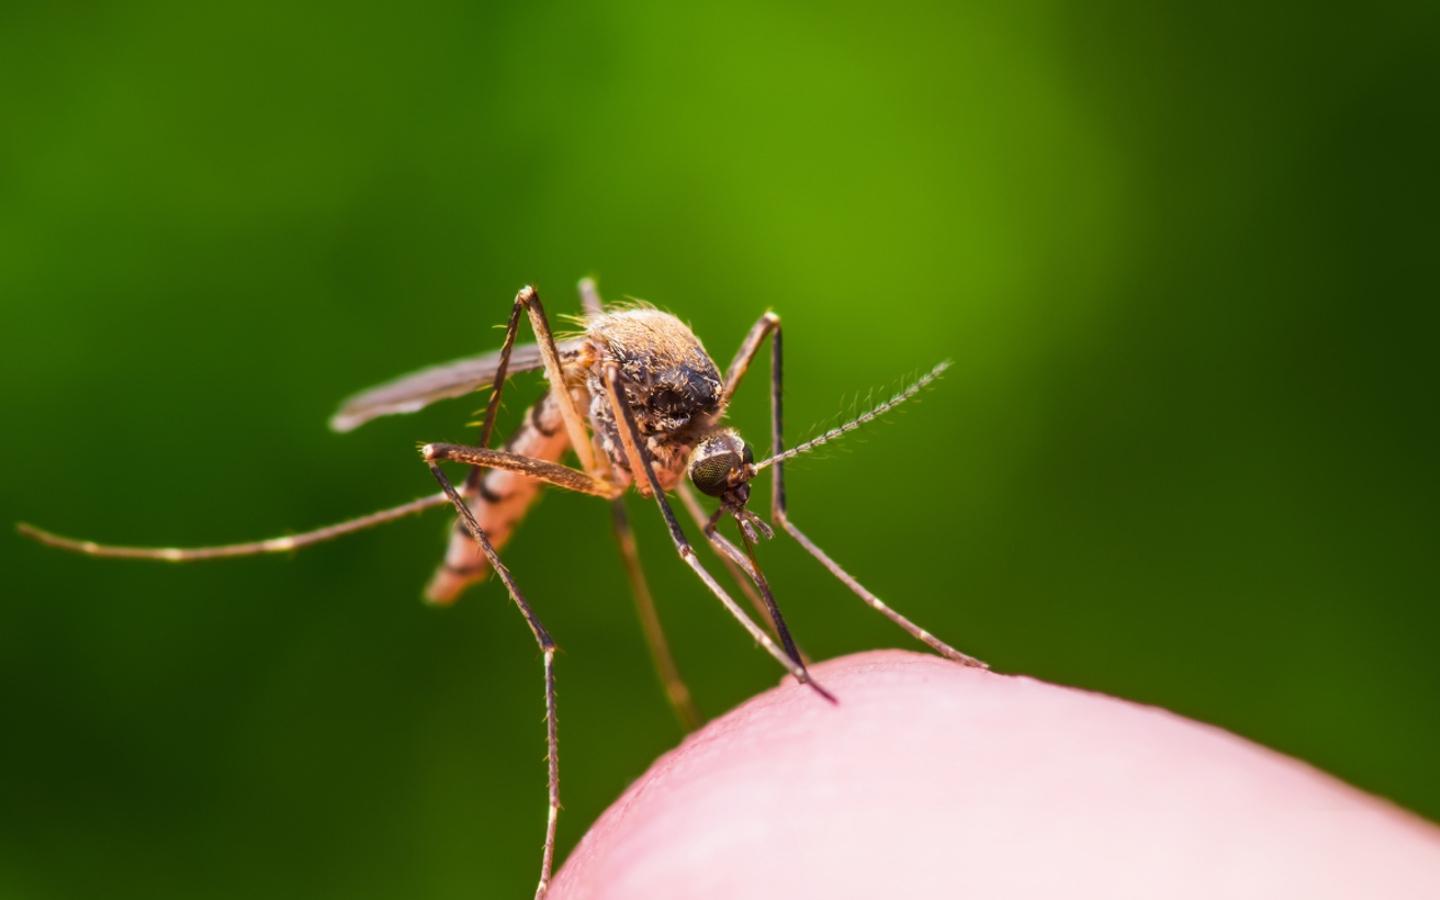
[571,308,723,492]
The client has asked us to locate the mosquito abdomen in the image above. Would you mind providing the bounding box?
[425,392,571,604]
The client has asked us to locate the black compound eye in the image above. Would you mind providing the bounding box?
[690,451,739,496]
[741,442,754,465]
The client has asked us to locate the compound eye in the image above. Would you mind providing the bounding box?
[690,451,739,496]
[741,442,755,465]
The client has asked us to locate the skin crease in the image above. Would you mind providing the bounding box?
[550,650,1440,900]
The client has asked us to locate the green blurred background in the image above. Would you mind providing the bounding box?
[3,1,1437,897]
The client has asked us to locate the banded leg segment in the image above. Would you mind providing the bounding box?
[728,312,988,668]
[424,458,562,900]
[601,364,835,703]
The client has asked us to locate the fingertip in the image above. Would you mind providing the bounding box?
[551,650,1440,900]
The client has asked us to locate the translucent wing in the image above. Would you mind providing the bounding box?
[330,341,573,432]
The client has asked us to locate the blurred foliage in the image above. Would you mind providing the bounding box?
[2,1,1437,897]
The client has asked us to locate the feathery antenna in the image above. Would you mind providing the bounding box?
[754,360,951,472]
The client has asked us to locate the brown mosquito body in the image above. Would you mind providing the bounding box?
[418,307,726,604]
[19,279,986,900]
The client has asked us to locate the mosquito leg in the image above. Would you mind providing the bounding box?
[445,285,532,537]
[679,481,811,662]
[708,309,811,650]
[475,288,528,449]
[443,287,585,603]
[601,364,835,703]
[778,518,986,668]
[674,481,779,640]
[420,443,619,499]
[425,460,561,900]
[741,314,988,669]
[609,499,702,731]
[719,311,779,410]
[16,492,452,561]
[698,508,807,670]
[500,285,599,476]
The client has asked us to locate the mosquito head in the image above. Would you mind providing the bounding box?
[687,428,756,506]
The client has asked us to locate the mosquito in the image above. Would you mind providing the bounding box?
[19,279,986,899]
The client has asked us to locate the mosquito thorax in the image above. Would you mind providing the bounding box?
[687,429,756,503]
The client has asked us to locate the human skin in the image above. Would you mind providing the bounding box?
[550,650,1440,899]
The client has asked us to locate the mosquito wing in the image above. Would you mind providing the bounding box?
[330,341,574,432]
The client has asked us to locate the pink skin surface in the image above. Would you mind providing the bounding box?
[551,650,1440,899]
